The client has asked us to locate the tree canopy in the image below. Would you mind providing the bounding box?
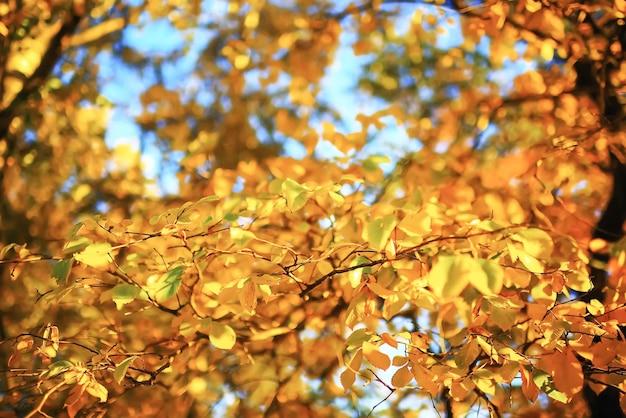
[1,0,626,416]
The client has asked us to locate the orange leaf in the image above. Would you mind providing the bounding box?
[381,333,398,349]
[340,368,356,392]
[391,365,413,388]
[363,341,390,370]
[520,366,539,402]
[412,364,440,396]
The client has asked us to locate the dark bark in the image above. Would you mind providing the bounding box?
[0,3,84,411]
[584,385,625,418]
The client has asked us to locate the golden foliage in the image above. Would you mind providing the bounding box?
[2,0,626,417]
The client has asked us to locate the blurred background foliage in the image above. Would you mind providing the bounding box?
[1,0,625,416]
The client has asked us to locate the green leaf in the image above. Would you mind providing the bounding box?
[362,155,390,172]
[365,214,396,251]
[114,356,137,384]
[345,328,372,351]
[224,212,239,221]
[74,243,112,269]
[454,337,480,370]
[533,370,568,403]
[197,195,221,204]
[112,284,141,309]
[63,236,91,254]
[281,178,309,211]
[51,258,73,284]
[209,321,236,349]
[47,360,73,377]
[66,221,84,238]
[153,266,184,302]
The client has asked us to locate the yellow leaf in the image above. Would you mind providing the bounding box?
[74,243,112,270]
[230,228,256,246]
[71,184,91,203]
[428,255,476,299]
[512,228,553,259]
[252,274,281,286]
[85,381,108,402]
[473,259,503,295]
[398,211,431,237]
[69,18,125,47]
[209,322,236,350]
[589,238,609,253]
[363,341,390,370]
[517,250,544,273]
[244,10,259,29]
[366,281,395,298]
[472,373,496,396]
[541,41,554,61]
[364,214,396,251]
[234,54,250,70]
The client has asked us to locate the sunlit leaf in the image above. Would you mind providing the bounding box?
[520,366,540,402]
[152,266,183,302]
[340,368,356,392]
[362,341,390,370]
[398,212,431,237]
[85,381,108,402]
[281,178,309,211]
[209,321,237,350]
[63,237,92,255]
[512,228,554,259]
[392,365,413,388]
[346,328,372,351]
[348,256,371,288]
[364,214,396,251]
[230,228,256,246]
[428,255,476,299]
[74,243,112,270]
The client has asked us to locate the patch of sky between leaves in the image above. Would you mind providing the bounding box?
[99,0,539,199]
[99,1,223,197]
